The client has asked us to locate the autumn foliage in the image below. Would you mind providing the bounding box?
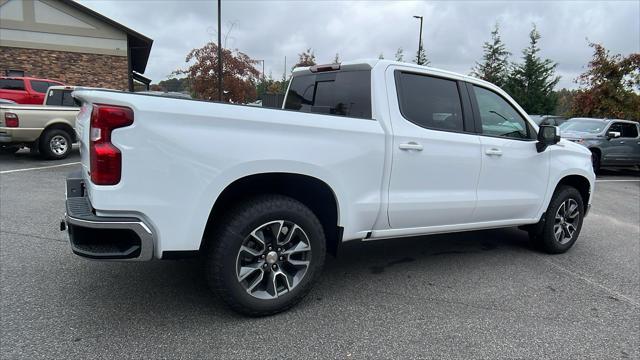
[571,43,640,121]
[176,42,260,103]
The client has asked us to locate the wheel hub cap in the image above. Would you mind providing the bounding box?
[265,251,278,265]
[235,220,312,300]
[553,198,580,245]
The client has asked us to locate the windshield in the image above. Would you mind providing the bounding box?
[559,119,605,134]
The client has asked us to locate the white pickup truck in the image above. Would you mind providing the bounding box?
[63,59,595,315]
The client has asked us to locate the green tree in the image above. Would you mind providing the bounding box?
[378,53,384,60]
[414,42,429,66]
[554,88,578,116]
[471,23,511,87]
[395,48,404,62]
[571,42,640,120]
[333,53,341,64]
[504,24,560,114]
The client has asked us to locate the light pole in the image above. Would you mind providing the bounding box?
[217,0,223,101]
[413,15,424,65]
[257,59,265,82]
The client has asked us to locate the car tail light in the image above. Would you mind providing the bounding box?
[89,104,133,185]
[4,113,19,127]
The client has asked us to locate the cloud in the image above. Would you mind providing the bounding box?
[77,0,639,89]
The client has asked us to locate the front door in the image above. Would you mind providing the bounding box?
[386,70,482,229]
[604,122,640,165]
[469,84,549,222]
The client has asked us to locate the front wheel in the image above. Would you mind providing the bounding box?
[530,186,585,254]
[205,195,326,316]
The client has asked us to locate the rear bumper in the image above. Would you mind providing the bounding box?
[62,172,154,261]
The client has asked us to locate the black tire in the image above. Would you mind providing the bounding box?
[0,145,20,154]
[205,195,326,316]
[590,150,601,174]
[530,186,584,254]
[39,129,72,160]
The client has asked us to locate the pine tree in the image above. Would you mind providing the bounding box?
[471,23,510,87]
[414,42,429,66]
[378,53,384,60]
[504,24,560,114]
[333,53,341,64]
[395,48,404,62]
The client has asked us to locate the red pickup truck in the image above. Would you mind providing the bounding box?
[0,77,65,104]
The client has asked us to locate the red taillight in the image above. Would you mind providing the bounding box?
[4,113,19,127]
[89,104,133,185]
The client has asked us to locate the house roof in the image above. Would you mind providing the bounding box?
[59,0,153,74]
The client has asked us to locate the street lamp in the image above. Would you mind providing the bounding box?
[256,59,265,82]
[413,15,424,65]
[217,0,223,101]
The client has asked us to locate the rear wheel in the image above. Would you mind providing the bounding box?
[205,195,326,316]
[530,186,584,254]
[39,129,72,160]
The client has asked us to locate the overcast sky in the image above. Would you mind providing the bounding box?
[77,0,639,89]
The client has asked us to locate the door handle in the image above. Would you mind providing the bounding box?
[485,148,503,156]
[399,142,423,151]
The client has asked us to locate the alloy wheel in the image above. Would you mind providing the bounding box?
[235,220,312,300]
[50,135,68,156]
[553,198,580,244]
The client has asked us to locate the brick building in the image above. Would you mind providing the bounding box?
[0,0,153,91]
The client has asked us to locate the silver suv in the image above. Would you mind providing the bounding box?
[559,118,640,172]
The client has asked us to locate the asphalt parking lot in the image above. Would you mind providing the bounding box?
[1,149,639,359]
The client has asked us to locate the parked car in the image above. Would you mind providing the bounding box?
[62,59,595,316]
[559,117,640,172]
[0,86,79,158]
[0,77,64,104]
[529,115,568,127]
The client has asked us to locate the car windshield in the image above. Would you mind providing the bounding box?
[559,119,605,134]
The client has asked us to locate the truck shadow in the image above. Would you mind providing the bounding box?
[66,226,534,320]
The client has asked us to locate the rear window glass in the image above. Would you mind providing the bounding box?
[395,72,464,132]
[284,70,372,119]
[0,79,25,91]
[46,89,80,107]
[31,80,50,93]
[609,123,639,138]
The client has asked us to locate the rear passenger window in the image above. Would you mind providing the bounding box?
[0,79,25,91]
[31,80,50,93]
[395,72,464,132]
[284,70,372,119]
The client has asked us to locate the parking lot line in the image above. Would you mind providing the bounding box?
[0,162,80,174]
[596,179,640,182]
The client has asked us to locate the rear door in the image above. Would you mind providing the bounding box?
[386,70,482,229]
[28,80,51,104]
[469,84,549,223]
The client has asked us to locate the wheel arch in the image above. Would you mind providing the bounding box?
[555,174,592,210]
[201,172,343,256]
[41,121,77,142]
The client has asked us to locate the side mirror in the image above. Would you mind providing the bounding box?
[536,125,561,153]
[606,131,621,139]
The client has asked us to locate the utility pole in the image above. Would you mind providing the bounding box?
[257,59,265,82]
[413,15,424,65]
[217,0,223,101]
